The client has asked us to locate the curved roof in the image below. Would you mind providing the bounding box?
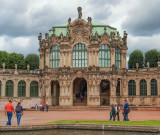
[48,21,120,40]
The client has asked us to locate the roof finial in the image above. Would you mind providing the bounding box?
[77,7,82,19]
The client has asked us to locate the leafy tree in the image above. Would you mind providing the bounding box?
[8,53,25,69]
[25,54,39,70]
[128,50,144,69]
[0,51,9,68]
[145,49,160,67]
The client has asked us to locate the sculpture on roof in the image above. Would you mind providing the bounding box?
[77,7,82,19]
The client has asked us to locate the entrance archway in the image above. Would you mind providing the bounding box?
[100,80,110,106]
[51,80,60,106]
[73,78,87,106]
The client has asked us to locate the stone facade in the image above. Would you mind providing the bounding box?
[0,7,160,108]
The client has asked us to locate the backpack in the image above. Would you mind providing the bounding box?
[112,107,116,115]
[125,108,130,114]
[16,106,21,113]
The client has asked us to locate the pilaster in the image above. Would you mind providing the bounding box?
[45,48,50,68]
[111,48,115,66]
[1,79,6,97]
[26,79,30,97]
[14,79,18,97]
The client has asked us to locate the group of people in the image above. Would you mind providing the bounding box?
[110,99,130,121]
[35,104,49,112]
[4,99,23,126]
[4,100,49,126]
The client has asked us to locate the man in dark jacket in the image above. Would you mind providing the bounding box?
[124,99,129,121]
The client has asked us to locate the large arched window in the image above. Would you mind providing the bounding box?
[50,45,60,68]
[99,44,111,67]
[128,80,136,96]
[30,81,38,97]
[151,79,157,96]
[18,80,26,97]
[73,43,87,68]
[140,79,147,96]
[6,80,14,97]
[115,47,121,68]
[0,81,1,97]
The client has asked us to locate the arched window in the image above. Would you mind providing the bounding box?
[50,45,60,68]
[6,80,14,97]
[30,81,38,97]
[140,79,147,96]
[0,81,1,97]
[151,79,157,96]
[128,80,136,96]
[73,43,87,68]
[115,47,121,68]
[18,80,26,97]
[99,44,111,67]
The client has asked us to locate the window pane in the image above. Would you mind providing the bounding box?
[50,45,60,68]
[73,44,87,68]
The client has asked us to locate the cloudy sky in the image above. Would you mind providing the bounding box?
[0,0,160,58]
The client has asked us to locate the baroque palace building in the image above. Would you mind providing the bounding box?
[0,7,160,108]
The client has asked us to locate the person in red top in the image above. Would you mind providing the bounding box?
[4,99,15,126]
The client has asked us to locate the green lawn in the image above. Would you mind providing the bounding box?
[45,120,160,126]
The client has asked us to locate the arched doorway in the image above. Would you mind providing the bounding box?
[100,80,110,106]
[73,78,87,106]
[51,80,60,106]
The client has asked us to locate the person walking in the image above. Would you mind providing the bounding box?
[42,104,45,112]
[124,99,130,121]
[35,104,38,112]
[115,103,120,121]
[46,104,49,112]
[15,102,23,125]
[4,99,15,126]
[109,104,116,121]
[40,104,42,111]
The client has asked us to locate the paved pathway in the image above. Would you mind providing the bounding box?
[0,110,160,126]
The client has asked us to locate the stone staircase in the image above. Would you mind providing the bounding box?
[73,98,87,106]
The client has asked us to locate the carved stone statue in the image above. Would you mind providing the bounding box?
[2,63,5,69]
[104,27,107,33]
[15,64,17,70]
[27,64,30,70]
[77,7,82,19]
[157,61,160,67]
[52,28,55,34]
[88,17,92,25]
[136,63,139,69]
[60,32,63,41]
[68,18,71,24]
[147,61,150,68]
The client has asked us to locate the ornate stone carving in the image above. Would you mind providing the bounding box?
[27,64,30,70]
[136,63,139,69]
[77,7,82,19]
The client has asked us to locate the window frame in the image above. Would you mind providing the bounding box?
[50,45,60,68]
[151,79,157,96]
[18,80,26,97]
[99,44,111,67]
[6,80,14,97]
[115,47,121,68]
[73,43,87,68]
[30,81,39,97]
[128,80,136,96]
[140,79,147,96]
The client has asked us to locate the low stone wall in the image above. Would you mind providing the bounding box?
[0,124,160,133]
[0,97,43,110]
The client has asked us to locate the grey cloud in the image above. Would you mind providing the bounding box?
[122,0,160,36]
[0,0,74,37]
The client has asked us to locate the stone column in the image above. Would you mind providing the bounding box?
[121,50,127,69]
[69,50,72,67]
[40,51,44,70]
[45,48,50,68]
[13,79,18,97]
[63,52,66,66]
[158,79,160,96]
[88,50,92,67]
[147,79,151,96]
[136,80,140,96]
[1,79,6,97]
[110,79,117,105]
[96,50,99,66]
[111,48,115,66]
[26,80,30,97]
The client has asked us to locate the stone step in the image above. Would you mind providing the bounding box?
[25,106,160,111]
